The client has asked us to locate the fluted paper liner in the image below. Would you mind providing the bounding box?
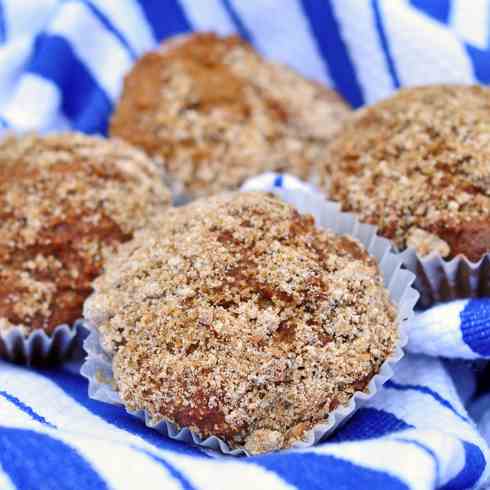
[81,188,419,456]
[0,320,83,366]
[399,248,490,308]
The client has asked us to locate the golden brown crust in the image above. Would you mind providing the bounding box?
[0,133,171,335]
[110,33,351,199]
[320,85,490,261]
[85,192,398,454]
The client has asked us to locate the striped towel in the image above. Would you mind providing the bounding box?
[2,2,490,489]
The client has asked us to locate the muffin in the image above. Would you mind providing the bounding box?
[110,33,351,200]
[0,133,170,337]
[84,192,398,454]
[320,84,490,261]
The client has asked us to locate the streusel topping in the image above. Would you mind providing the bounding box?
[85,192,397,454]
[110,33,351,199]
[321,85,490,260]
[0,133,170,334]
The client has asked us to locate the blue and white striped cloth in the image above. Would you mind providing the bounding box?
[2,1,490,489]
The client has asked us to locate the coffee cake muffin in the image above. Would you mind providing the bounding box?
[84,192,398,454]
[0,133,170,337]
[320,84,490,261]
[110,33,351,200]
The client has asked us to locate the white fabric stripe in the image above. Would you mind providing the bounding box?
[229,0,333,85]
[0,394,36,425]
[59,436,182,490]
[47,2,133,99]
[0,36,33,111]
[331,0,394,103]
[164,452,297,490]
[450,0,490,49]
[179,0,236,35]
[0,398,181,490]
[365,357,489,464]
[2,73,61,131]
[379,0,475,85]
[0,465,15,490]
[393,356,469,419]
[390,429,465,489]
[47,110,71,132]
[241,172,320,194]
[407,301,477,359]
[3,0,59,40]
[88,0,156,54]
[0,372,294,490]
[304,439,434,490]
[0,364,164,450]
[368,384,481,447]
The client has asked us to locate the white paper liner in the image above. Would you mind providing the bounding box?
[0,320,83,366]
[81,188,419,456]
[399,248,490,308]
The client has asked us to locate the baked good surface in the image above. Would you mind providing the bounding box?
[110,33,351,199]
[321,84,490,261]
[0,133,170,335]
[84,192,398,454]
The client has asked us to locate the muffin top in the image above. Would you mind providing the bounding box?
[321,85,490,261]
[0,133,170,335]
[84,192,397,454]
[110,33,351,200]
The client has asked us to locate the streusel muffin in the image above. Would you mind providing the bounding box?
[110,33,351,200]
[0,133,170,336]
[84,192,398,454]
[320,85,490,261]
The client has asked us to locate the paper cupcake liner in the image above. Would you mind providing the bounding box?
[81,188,419,456]
[399,249,490,308]
[0,320,84,366]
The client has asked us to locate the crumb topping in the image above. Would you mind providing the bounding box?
[85,192,398,454]
[320,85,490,260]
[0,133,170,334]
[110,33,351,199]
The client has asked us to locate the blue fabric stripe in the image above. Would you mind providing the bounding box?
[137,0,191,42]
[372,0,400,88]
[273,174,284,188]
[465,44,490,84]
[37,367,207,457]
[27,33,112,134]
[1,372,197,489]
[385,380,469,423]
[221,0,252,42]
[0,390,56,429]
[409,0,451,23]
[460,299,490,356]
[250,452,409,490]
[0,0,6,44]
[300,0,364,107]
[330,408,412,442]
[439,442,486,490]
[75,0,137,58]
[0,427,108,490]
